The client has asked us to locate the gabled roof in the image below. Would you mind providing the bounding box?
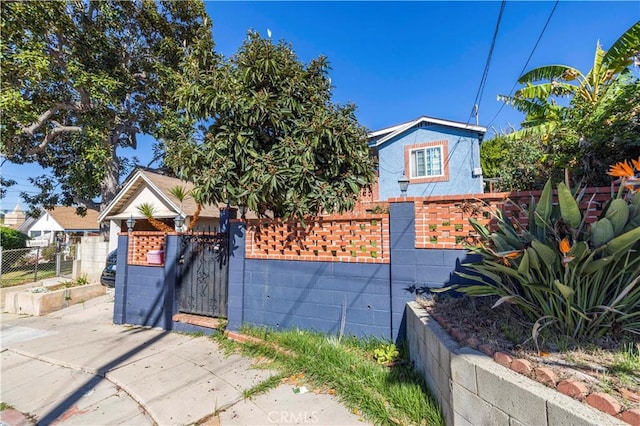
[368,115,487,147]
[98,169,228,222]
[16,216,36,233]
[44,206,100,230]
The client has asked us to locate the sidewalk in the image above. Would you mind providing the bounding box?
[1,293,367,425]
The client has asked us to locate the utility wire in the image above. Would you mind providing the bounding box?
[469,0,507,126]
[421,1,506,198]
[486,0,560,131]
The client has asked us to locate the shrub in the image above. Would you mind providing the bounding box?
[0,227,29,249]
[454,158,640,340]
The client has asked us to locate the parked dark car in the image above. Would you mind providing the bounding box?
[100,250,117,288]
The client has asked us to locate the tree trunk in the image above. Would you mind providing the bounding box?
[100,149,120,213]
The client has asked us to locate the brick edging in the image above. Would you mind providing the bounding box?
[428,311,640,425]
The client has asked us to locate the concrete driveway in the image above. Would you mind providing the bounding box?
[1,293,366,425]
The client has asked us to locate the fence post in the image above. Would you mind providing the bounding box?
[34,246,40,282]
[56,252,62,277]
[0,247,3,278]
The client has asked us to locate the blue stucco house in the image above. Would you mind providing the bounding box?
[368,116,486,200]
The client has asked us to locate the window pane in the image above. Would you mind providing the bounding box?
[425,146,442,176]
[412,150,425,177]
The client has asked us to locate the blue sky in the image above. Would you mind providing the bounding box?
[2,1,639,211]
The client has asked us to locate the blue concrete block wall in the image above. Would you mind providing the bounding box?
[113,234,179,330]
[115,205,483,344]
[227,222,392,339]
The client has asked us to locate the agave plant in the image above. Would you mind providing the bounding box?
[136,202,174,233]
[456,159,640,339]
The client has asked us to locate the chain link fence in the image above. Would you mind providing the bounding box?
[0,244,76,288]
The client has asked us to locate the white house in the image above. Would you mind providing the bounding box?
[24,206,100,247]
[98,168,245,253]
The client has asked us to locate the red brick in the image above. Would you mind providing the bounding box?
[510,359,533,376]
[534,367,557,387]
[465,336,480,348]
[620,408,640,426]
[450,327,466,342]
[586,392,623,416]
[557,380,589,400]
[619,388,640,403]
[478,344,494,356]
[493,351,513,368]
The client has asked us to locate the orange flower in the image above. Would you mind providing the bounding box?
[559,238,574,266]
[495,250,522,265]
[608,160,635,178]
[632,156,640,171]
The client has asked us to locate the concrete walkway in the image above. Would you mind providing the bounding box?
[0,293,367,425]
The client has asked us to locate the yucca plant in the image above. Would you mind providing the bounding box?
[136,202,174,233]
[455,158,640,339]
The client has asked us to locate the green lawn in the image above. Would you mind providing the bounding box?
[0,259,74,288]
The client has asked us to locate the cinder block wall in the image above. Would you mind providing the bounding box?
[73,236,110,283]
[227,223,393,339]
[406,302,625,426]
[113,235,177,329]
[226,203,479,341]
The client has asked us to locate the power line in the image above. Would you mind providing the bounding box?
[486,0,560,131]
[421,1,506,198]
[469,0,507,126]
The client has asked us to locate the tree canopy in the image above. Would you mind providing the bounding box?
[166,32,376,219]
[0,0,212,214]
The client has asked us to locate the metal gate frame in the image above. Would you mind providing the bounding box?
[177,233,229,318]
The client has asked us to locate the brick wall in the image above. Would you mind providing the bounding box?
[243,214,390,264]
[126,232,172,266]
[389,186,614,249]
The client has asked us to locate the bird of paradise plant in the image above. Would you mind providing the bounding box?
[451,158,640,340]
[609,156,640,195]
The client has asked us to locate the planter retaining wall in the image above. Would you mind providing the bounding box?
[406,302,627,426]
[5,283,106,316]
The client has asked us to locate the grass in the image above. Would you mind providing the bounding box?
[0,268,57,287]
[0,260,73,288]
[0,402,12,411]
[217,327,444,426]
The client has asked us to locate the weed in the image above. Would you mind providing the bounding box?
[611,342,640,375]
[227,327,443,425]
[373,343,399,364]
[242,373,286,399]
[0,402,13,410]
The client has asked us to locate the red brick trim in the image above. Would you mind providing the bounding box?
[404,140,449,184]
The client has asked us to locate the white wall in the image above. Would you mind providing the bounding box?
[73,236,110,283]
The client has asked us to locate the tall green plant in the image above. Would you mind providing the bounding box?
[455,160,640,339]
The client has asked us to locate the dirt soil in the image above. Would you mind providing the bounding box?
[418,295,640,411]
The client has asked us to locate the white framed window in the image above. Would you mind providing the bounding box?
[410,145,443,178]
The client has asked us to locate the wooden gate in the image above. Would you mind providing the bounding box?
[177,233,228,318]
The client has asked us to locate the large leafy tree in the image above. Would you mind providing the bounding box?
[488,22,640,186]
[167,32,376,219]
[0,0,212,213]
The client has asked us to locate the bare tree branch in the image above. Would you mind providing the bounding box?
[110,123,139,147]
[20,103,77,136]
[18,122,83,157]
